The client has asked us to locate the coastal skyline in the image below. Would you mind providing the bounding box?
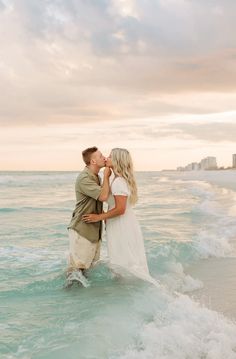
[177,153,236,171]
[0,0,236,170]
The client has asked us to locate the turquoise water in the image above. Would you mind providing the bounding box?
[1,171,236,358]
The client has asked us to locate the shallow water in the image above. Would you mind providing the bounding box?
[188,257,236,318]
[1,171,236,358]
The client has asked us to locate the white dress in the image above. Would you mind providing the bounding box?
[106,177,156,284]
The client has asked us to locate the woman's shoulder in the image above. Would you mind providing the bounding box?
[112,176,126,184]
[111,176,130,195]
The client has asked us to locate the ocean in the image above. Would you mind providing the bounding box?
[1,170,236,359]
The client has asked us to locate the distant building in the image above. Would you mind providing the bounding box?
[185,162,200,171]
[200,157,217,170]
[192,162,200,170]
[233,154,236,168]
[177,156,218,171]
[185,163,193,171]
[177,166,185,171]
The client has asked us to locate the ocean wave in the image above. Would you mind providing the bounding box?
[183,181,236,259]
[194,211,236,259]
[193,227,236,259]
[0,206,71,213]
[159,261,203,293]
[0,207,18,212]
[117,292,236,359]
[157,177,170,183]
[0,172,78,186]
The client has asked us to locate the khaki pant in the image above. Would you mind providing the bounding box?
[67,229,101,271]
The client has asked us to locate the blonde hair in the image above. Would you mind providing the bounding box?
[111,148,138,205]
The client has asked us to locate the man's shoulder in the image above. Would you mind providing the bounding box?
[76,168,96,185]
[76,170,88,185]
[77,169,88,180]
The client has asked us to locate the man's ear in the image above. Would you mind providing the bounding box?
[90,158,96,165]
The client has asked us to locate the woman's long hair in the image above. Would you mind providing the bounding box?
[111,148,138,205]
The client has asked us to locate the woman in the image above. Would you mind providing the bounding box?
[83,148,156,284]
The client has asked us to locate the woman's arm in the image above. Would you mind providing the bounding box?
[82,195,127,223]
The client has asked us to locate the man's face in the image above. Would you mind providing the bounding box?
[106,153,112,168]
[91,150,106,168]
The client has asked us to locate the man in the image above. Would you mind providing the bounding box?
[67,146,111,287]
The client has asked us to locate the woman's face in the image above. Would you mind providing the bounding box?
[106,153,113,168]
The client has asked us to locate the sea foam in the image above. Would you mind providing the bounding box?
[118,292,236,359]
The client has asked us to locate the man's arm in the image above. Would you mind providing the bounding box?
[98,167,111,202]
[82,195,127,223]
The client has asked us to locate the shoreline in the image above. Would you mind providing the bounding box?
[187,257,236,320]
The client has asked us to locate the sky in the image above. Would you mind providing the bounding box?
[0,0,236,171]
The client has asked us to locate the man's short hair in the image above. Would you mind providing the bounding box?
[82,146,98,165]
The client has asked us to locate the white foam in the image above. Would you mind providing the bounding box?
[194,229,234,258]
[158,177,169,182]
[118,294,236,359]
[173,170,236,192]
[160,261,203,293]
[184,180,236,258]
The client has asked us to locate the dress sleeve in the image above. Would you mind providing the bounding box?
[112,177,129,196]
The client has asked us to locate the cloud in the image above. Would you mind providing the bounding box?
[0,0,236,127]
[0,1,5,10]
[1,115,235,170]
[171,122,236,143]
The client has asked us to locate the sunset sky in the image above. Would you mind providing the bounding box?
[0,0,236,170]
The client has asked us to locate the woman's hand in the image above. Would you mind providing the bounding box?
[82,213,101,223]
